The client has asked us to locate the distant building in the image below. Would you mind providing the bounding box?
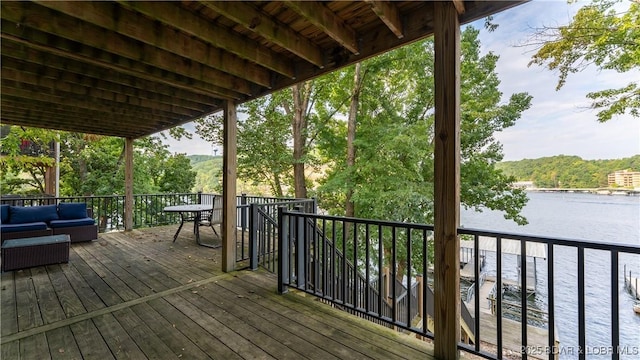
[607,170,640,188]
[512,181,535,189]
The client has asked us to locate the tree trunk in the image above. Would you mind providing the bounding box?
[346,62,363,217]
[291,82,312,198]
[272,173,284,198]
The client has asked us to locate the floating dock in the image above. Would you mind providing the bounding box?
[625,274,639,300]
[465,277,553,359]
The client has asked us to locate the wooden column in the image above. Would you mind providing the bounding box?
[44,166,55,196]
[222,100,238,272]
[124,137,134,231]
[433,2,461,359]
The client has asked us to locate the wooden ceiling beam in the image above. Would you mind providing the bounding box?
[1,117,142,138]
[34,1,272,89]
[1,82,203,119]
[365,1,404,39]
[0,31,243,101]
[0,106,162,137]
[285,1,359,55]
[2,95,184,126]
[452,0,466,15]
[1,48,220,109]
[0,3,250,98]
[263,2,521,103]
[0,113,148,138]
[119,1,296,79]
[202,1,325,68]
[1,53,218,112]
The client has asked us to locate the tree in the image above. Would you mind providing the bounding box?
[319,27,531,226]
[1,126,195,197]
[314,27,531,280]
[1,126,58,195]
[527,0,639,122]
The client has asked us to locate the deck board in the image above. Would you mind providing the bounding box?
[30,266,67,324]
[0,272,18,336]
[14,269,44,331]
[1,225,434,359]
[46,326,83,360]
[70,320,116,359]
[46,264,87,318]
[91,313,146,359]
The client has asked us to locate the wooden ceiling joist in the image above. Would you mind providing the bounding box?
[1,58,218,114]
[1,1,523,138]
[120,1,296,79]
[0,32,244,100]
[1,6,252,98]
[366,1,404,39]
[202,1,325,69]
[35,1,273,89]
[285,1,360,55]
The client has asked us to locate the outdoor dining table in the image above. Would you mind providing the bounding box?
[163,204,220,248]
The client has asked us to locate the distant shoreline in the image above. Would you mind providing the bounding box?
[524,188,640,196]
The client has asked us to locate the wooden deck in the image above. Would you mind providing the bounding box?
[1,226,434,359]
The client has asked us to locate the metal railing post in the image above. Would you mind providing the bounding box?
[294,205,306,289]
[241,193,248,230]
[249,203,258,271]
[277,206,289,294]
[197,191,202,204]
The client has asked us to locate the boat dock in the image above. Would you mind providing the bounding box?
[625,274,639,300]
[465,277,553,359]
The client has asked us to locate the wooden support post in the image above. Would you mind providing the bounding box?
[222,100,238,273]
[433,2,461,359]
[124,137,134,231]
[44,166,55,196]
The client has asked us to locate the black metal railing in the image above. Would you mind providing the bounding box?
[277,208,438,336]
[1,193,203,232]
[2,193,313,266]
[241,199,316,268]
[277,208,640,360]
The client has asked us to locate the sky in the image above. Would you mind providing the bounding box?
[163,1,639,161]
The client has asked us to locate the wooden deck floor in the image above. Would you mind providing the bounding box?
[1,226,434,359]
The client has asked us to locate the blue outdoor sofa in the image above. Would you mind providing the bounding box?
[0,203,98,243]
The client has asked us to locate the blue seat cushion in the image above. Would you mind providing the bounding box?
[9,205,59,224]
[0,222,49,233]
[58,202,88,220]
[0,204,9,224]
[49,218,95,228]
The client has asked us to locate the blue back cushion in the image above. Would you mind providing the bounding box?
[0,204,9,224]
[9,205,59,224]
[58,202,88,220]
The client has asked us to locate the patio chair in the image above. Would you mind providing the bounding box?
[198,197,222,237]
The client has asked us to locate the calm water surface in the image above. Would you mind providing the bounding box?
[461,192,640,359]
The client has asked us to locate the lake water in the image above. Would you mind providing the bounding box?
[461,192,640,359]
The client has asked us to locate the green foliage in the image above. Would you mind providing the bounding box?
[0,126,58,194]
[1,126,195,196]
[318,27,531,226]
[193,28,532,230]
[497,155,640,188]
[187,155,217,166]
[528,0,639,122]
[190,156,223,193]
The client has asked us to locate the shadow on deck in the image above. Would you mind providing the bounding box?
[1,226,434,359]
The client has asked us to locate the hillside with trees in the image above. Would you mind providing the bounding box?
[188,155,222,193]
[496,155,640,188]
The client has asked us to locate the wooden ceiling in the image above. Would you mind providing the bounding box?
[1,1,522,138]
